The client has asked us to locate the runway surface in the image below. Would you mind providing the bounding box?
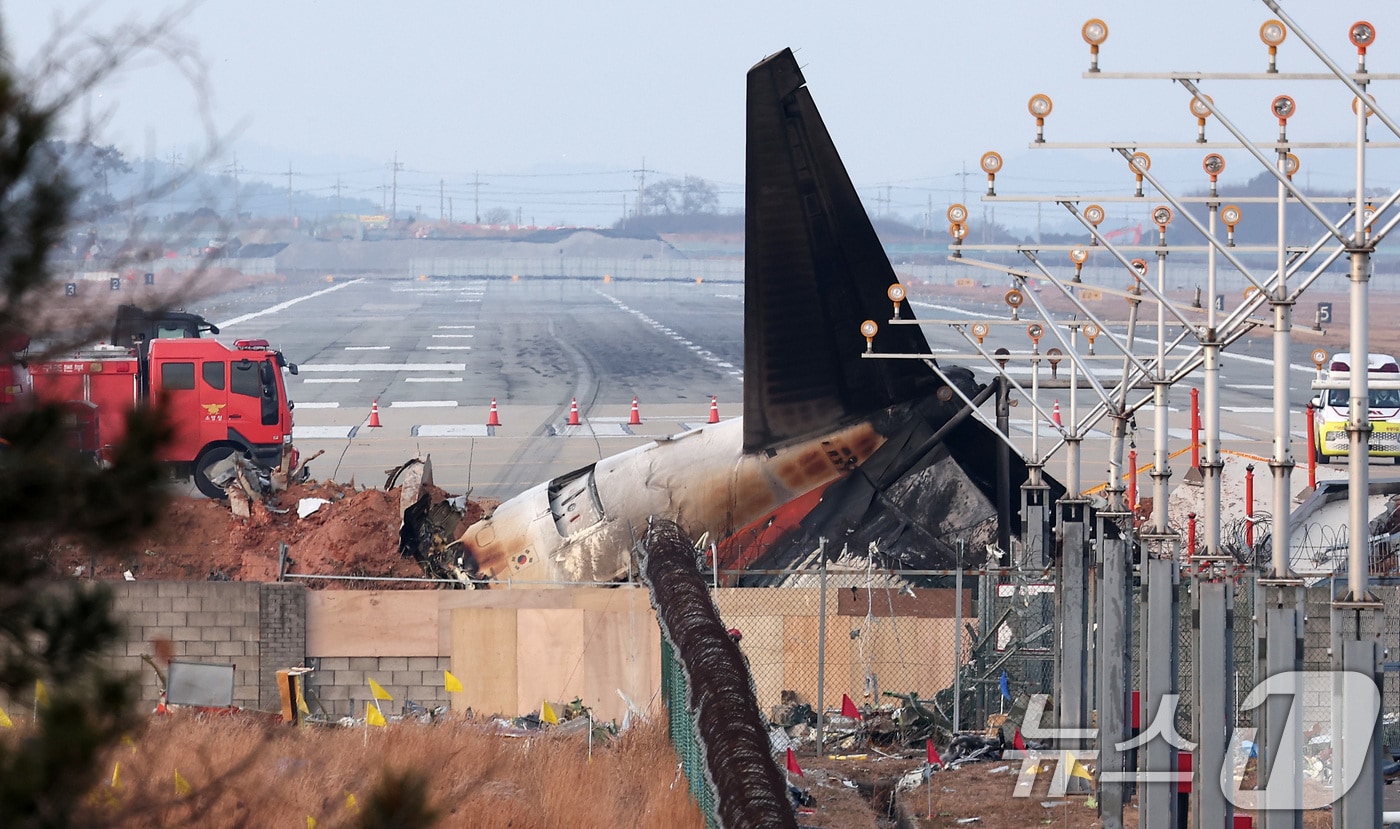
[184,273,1374,503]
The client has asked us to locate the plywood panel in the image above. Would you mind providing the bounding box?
[712,588,820,618]
[450,607,517,715]
[308,591,439,657]
[580,608,660,723]
[570,586,653,612]
[780,615,822,706]
[516,608,586,714]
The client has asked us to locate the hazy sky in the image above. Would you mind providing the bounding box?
[4,1,1399,226]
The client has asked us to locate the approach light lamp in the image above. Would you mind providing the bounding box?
[1082,18,1108,72]
[980,151,1003,195]
[1271,95,1296,139]
[1152,205,1173,234]
[1005,288,1025,310]
[1028,94,1053,143]
[948,222,967,257]
[971,321,989,344]
[887,283,907,318]
[1282,152,1300,181]
[860,319,878,352]
[1364,203,1376,234]
[1070,247,1088,281]
[1130,258,1148,279]
[1353,95,1377,119]
[1351,21,1375,59]
[1190,94,1215,142]
[1026,323,1044,347]
[1203,153,1225,179]
[1083,322,1100,354]
[994,346,1011,370]
[947,203,968,225]
[1129,152,1152,197]
[1260,19,1286,72]
[1221,204,1242,246]
[1046,346,1063,377]
[1311,348,1328,371]
[1084,203,1106,244]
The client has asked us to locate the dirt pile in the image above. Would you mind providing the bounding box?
[50,479,488,588]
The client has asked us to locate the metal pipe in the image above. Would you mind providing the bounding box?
[1306,402,1317,490]
[954,539,964,734]
[1204,203,1223,560]
[1269,142,1293,580]
[1190,388,1201,473]
[1245,464,1255,551]
[1152,241,1170,534]
[816,541,827,754]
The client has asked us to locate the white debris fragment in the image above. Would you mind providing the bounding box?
[297,497,331,518]
[123,570,135,581]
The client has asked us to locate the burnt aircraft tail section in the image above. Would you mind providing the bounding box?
[744,48,934,454]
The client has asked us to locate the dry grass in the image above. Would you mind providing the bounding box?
[49,713,703,828]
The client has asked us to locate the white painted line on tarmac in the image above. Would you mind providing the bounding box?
[1232,385,1275,391]
[294,425,357,439]
[1226,407,1275,413]
[405,377,463,383]
[552,423,635,437]
[432,334,474,338]
[413,424,491,437]
[301,378,361,384]
[294,402,340,409]
[437,325,476,329]
[299,363,467,372]
[427,346,473,350]
[216,278,364,328]
[345,346,390,351]
[390,400,458,408]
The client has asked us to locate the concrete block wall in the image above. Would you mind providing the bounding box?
[304,655,454,719]
[107,582,307,712]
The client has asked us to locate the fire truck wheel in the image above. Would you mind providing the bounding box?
[193,444,238,499]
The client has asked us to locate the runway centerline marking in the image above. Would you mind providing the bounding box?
[215,278,364,328]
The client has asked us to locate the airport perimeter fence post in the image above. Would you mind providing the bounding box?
[815,549,827,755]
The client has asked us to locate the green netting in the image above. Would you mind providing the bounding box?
[662,637,719,829]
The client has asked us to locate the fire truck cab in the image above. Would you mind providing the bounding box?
[1311,352,1400,464]
[28,337,299,497]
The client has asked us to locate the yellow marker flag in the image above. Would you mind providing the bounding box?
[1065,751,1095,781]
[35,680,49,707]
[110,762,121,789]
[296,685,310,716]
[368,678,394,701]
[540,699,559,725]
[0,706,12,728]
[306,817,317,829]
[444,671,464,693]
[365,703,386,727]
[121,733,137,754]
[344,792,359,813]
[174,770,192,796]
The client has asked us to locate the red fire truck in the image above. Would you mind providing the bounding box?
[5,307,301,498]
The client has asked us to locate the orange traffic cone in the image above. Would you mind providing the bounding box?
[368,399,382,428]
[628,396,641,425]
[487,398,501,427]
[708,395,720,424]
[1052,400,1062,426]
[568,397,581,426]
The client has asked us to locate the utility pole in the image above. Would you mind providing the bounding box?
[286,161,295,219]
[166,150,182,220]
[448,196,453,223]
[473,171,481,224]
[224,153,244,220]
[335,176,342,218]
[439,178,445,221]
[636,157,648,218]
[388,151,403,220]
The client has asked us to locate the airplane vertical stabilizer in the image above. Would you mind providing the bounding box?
[744,48,934,454]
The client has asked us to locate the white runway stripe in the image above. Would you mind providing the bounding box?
[293,402,340,409]
[300,363,466,372]
[389,400,458,408]
[404,377,463,383]
[301,378,360,384]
